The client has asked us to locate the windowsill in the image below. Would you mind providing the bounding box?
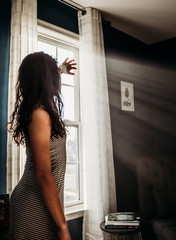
[65,203,84,221]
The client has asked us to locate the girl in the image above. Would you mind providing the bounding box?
[7,52,76,239]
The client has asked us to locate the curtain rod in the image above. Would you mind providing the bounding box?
[58,0,86,15]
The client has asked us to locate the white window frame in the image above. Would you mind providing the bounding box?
[37,19,84,220]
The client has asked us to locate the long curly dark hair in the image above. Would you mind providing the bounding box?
[6,52,66,145]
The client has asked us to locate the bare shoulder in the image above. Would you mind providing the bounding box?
[31,107,51,124]
[29,107,51,137]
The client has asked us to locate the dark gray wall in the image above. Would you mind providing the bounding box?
[0,0,11,194]
[103,24,176,212]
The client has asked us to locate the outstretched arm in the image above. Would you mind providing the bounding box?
[29,108,71,240]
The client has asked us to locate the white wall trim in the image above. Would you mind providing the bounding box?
[65,203,84,221]
[37,19,79,48]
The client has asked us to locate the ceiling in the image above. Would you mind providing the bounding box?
[70,0,176,44]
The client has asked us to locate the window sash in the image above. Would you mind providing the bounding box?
[37,21,83,208]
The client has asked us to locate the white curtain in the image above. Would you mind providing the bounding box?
[78,8,117,240]
[7,0,37,194]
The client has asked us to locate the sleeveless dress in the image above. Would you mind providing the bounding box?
[9,133,66,239]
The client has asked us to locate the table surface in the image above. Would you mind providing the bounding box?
[100,221,141,234]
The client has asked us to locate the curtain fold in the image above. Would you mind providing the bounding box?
[7,0,37,194]
[78,8,117,240]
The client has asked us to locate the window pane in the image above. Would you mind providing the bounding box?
[61,85,75,121]
[66,126,79,163]
[38,41,56,58]
[64,126,80,204]
[57,47,75,86]
[61,74,75,87]
[57,47,74,64]
[64,163,80,203]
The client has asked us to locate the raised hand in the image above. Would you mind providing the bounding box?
[58,58,77,75]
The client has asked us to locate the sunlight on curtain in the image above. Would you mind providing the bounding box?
[7,0,37,194]
[78,8,117,240]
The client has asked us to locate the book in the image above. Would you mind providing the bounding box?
[105,216,140,227]
[105,225,139,229]
[105,213,140,230]
[107,212,137,221]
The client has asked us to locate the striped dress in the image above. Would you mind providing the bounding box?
[9,135,66,239]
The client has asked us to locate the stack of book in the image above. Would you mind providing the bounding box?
[105,212,140,229]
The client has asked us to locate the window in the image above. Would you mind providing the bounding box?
[21,21,83,215]
[37,22,83,210]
